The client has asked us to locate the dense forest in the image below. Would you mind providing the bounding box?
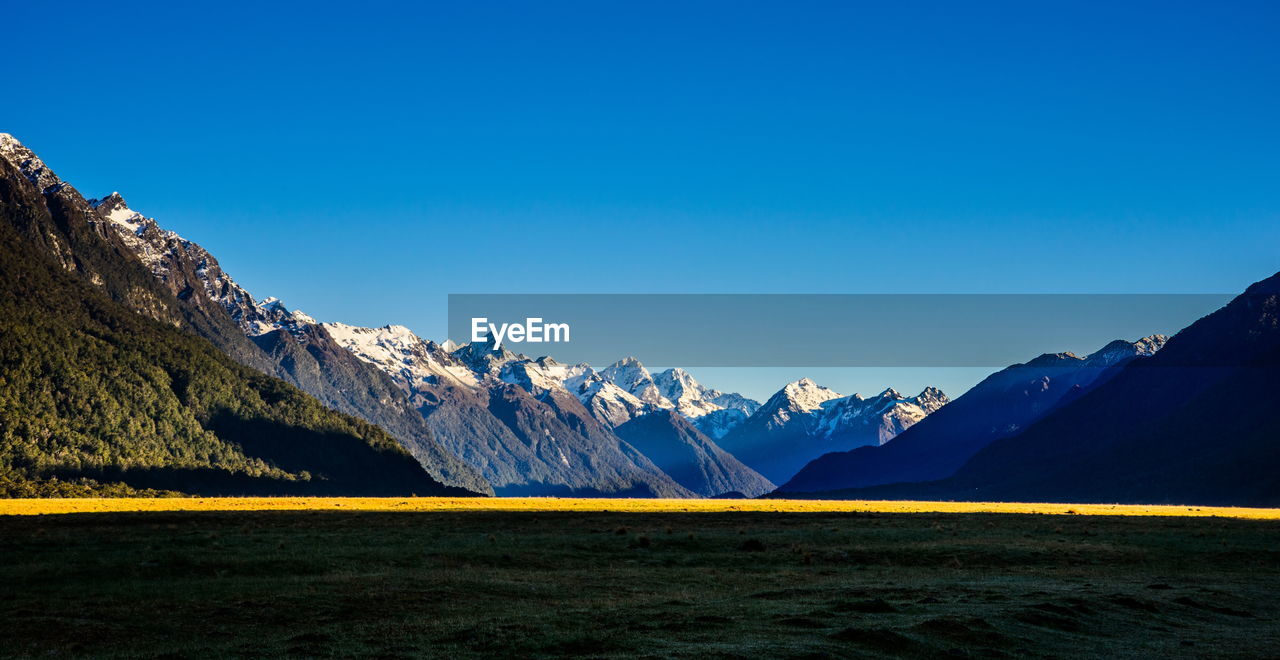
[0,150,472,497]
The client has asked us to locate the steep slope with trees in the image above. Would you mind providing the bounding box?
[0,136,476,497]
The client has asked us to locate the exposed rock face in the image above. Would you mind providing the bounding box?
[86,177,766,499]
[0,132,470,497]
[78,183,489,494]
[324,325,698,497]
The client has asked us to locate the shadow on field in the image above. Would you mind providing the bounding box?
[1,510,1277,657]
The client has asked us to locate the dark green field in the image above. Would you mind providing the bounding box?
[2,510,1278,658]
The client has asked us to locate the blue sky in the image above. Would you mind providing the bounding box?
[7,1,1279,399]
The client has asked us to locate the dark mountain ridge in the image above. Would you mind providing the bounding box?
[776,336,1166,494]
[82,187,490,494]
[792,275,1280,506]
[0,134,474,497]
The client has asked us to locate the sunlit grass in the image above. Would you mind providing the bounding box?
[2,497,1278,518]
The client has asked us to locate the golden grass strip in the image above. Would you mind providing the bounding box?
[2,497,1279,519]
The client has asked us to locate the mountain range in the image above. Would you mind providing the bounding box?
[5,133,801,498]
[777,335,1166,493]
[6,132,1275,505]
[0,133,470,497]
[717,379,948,484]
[323,326,774,497]
[86,190,491,494]
[780,277,1280,506]
[928,277,1280,505]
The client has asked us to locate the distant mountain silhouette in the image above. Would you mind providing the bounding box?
[776,336,1165,494]
[794,273,1280,506]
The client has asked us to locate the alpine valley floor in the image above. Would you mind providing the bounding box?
[2,501,1278,658]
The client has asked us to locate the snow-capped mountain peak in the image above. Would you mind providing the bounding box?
[912,386,949,412]
[779,378,843,412]
[1133,334,1169,356]
[254,297,315,326]
[600,357,668,407]
[573,375,649,427]
[451,337,525,376]
[84,191,315,338]
[649,367,762,423]
[811,385,951,444]
[499,355,593,396]
[90,192,147,233]
[653,367,698,398]
[719,379,949,484]
[431,353,763,434]
[603,356,652,384]
[652,368,709,410]
[745,378,845,430]
[323,322,479,388]
[0,133,66,194]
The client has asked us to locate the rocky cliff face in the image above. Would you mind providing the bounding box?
[0,132,470,497]
[323,324,699,496]
[74,176,489,494]
[322,325,782,497]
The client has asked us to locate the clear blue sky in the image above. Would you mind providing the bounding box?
[7,1,1279,399]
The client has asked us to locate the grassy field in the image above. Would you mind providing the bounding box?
[4,497,1280,518]
[2,500,1279,658]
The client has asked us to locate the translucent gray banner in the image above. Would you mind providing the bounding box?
[447,294,1232,367]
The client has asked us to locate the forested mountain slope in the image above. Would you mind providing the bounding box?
[0,137,475,497]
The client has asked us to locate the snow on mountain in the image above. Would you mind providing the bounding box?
[318,326,756,433]
[718,378,948,484]
[652,368,761,419]
[323,322,480,388]
[451,337,525,377]
[1083,334,1169,366]
[600,357,672,408]
[756,378,845,428]
[88,192,313,337]
[651,368,707,414]
[530,359,763,433]
[1,134,492,494]
[814,386,950,446]
[571,376,650,428]
[777,335,1172,495]
[590,360,762,431]
[694,408,751,440]
[704,389,761,415]
[0,133,64,194]
[500,356,595,396]
[407,351,766,433]
[311,325,695,497]
[319,327,697,431]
